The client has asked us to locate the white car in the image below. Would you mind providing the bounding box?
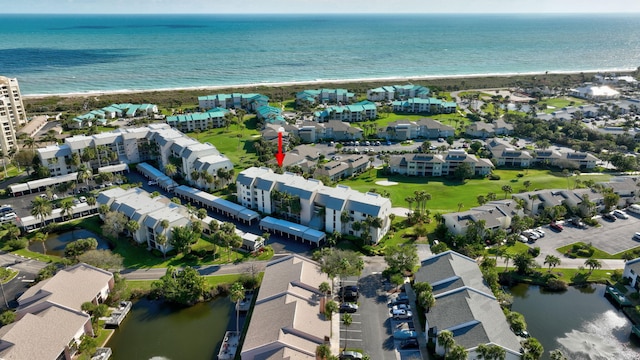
[518,235,528,243]
[392,304,410,313]
[393,309,413,320]
[0,212,17,221]
[532,228,545,237]
[148,180,158,186]
[79,196,87,203]
[613,209,629,219]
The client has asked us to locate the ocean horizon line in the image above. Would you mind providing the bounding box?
[22,67,638,99]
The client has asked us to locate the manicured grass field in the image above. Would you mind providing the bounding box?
[186,116,262,170]
[538,96,585,113]
[556,241,640,259]
[340,169,610,213]
[125,274,245,292]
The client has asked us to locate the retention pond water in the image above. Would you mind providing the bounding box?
[510,283,639,360]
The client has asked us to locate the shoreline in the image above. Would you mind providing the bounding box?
[21,68,637,99]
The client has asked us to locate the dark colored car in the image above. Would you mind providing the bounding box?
[602,213,617,222]
[339,286,359,301]
[400,338,419,349]
[339,303,358,313]
[550,222,563,231]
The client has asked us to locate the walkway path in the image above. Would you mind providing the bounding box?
[120,259,271,280]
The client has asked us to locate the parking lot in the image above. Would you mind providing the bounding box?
[530,210,640,256]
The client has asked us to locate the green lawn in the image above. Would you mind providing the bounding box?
[186,116,261,170]
[538,97,585,113]
[556,242,640,259]
[76,216,272,269]
[126,274,247,292]
[340,169,610,213]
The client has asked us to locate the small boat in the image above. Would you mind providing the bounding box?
[217,331,239,360]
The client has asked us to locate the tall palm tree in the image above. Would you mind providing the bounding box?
[164,163,177,179]
[448,344,468,360]
[125,220,140,238]
[437,330,455,357]
[584,258,602,275]
[60,199,74,221]
[341,313,353,351]
[0,150,7,177]
[33,232,48,254]
[86,196,96,207]
[230,282,245,336]
[30,196,52,230]
[501,185,513,199]
[544,255,561,272]
[76,164,92,186]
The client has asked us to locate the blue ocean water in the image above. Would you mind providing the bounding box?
[0,14,639,96]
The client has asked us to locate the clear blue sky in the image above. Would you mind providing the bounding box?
[6,0,640,14]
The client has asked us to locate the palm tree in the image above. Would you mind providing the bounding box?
[76,164,92,185]
[457,202,464,212]
[60,199,74,220]
[315,344,331,360]
[30,196,52,229]
[501,185,513,199]
[544,255,561,272]
[230,282,245,336]
[0,150,7,177]
[340,211,350,233]
[33,231,48,254]
[584,258,602,275]
[164,163,177,178]
[319,281,331,301]
[2,223,20,241]
[341,313,353,351]
[125,220,140,238]
[447,344,468,360]
[437,330,455,357]
[549,349,568,360]
[86,196,96,207]
[529,194,539,215]
[503,252,512,272]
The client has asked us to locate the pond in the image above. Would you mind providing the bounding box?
[107,297,237,360]
[510,283,640,360]
[28,229,110,256]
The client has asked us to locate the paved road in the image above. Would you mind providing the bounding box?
[0,253,49,309]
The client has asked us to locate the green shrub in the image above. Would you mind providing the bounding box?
[488,174,501,180]
[630,292,640,300]
[517,173,524,178]
[577,249,592,257]
[545,278,568,291]
[6,238,27,250]
[528,247,541,258]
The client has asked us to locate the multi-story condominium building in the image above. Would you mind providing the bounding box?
[296,88,355,105]
[378,118,455,141]
[0,263,114,360]
[70,103,158,129]
[392,97,457,114]
[417,251,523,359]
[0,76,27,155]
[198,93,268,112]
[367,84,430,101]
[255,105,286,124]
[166,107,229,132]
[485,138,599,170]
[236,167,392,243]
[389,150,494,177]
[37,124,233,190]
[313,101,378,122]
[465,119,513,138]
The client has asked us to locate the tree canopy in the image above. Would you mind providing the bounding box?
[152,266,206,305]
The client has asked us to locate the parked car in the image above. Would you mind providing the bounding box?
[522,230,539,241]
[613,209,629,219]
[518,235,528,243]
[532,228,545,238]
[570,218,587,228]
[393,329,417,340]
[391,298,410,306]
[392,303,410,313]
[339,351,363,360]
[550,222,563,232]
[400,338,419,349]
[339,286,359,301]
[148,180,158,186]
[0,205,13,215]
[602,213,617,222]
[393,309,413,320]
[0,212,17,222]
[514,329,530,338]
[339,303,358,313]
[633,232,640,241]
[79,196,87,203]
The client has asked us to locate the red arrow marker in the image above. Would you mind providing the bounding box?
[275,131,285,167]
